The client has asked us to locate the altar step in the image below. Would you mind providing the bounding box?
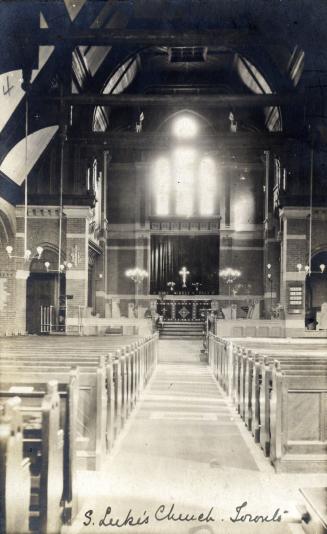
[160,321,205,339]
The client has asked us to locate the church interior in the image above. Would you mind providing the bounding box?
[0,1,326,533]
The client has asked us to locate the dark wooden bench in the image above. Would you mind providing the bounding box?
[0,363,106,471]
[0,372,79,528]
[208,333,327,472]
[0,382,64,533]
[0,397,30,534]
[0,333,158,470]
[0,333,159,533]
[269,363,327,472]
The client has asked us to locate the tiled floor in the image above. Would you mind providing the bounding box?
[66,340,327,534]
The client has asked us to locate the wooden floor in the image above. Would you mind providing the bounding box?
[64,340,327,534]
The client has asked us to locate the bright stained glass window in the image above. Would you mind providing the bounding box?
[199,157,216,215]
[154,151,216,216]
[155,157,171,215]
[174,148,195,216]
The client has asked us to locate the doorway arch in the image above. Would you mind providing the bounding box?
[26,247,66,334]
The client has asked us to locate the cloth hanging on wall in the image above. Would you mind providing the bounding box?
[150,235,219,293]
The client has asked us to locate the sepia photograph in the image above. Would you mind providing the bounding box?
[0,1,326,533]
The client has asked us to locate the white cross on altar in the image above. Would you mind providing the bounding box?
[179,266,190,288]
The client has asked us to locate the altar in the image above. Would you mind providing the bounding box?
[157,298,216,321]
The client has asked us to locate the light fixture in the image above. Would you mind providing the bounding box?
[219,267,241,314]
[45,260,72,273]
[192,282,202,292]
[172,115,198,139]
[6,245,43,262]
[167,281,176,292]
[125,268,148,319]
[125,268,148,283]
[296,263,326,275]
[219,268,241,283]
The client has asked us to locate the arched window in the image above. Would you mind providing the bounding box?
[155,157,171,216]
[153,116,218,217]
[153,151,217,217]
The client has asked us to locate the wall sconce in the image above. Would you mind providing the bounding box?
[45,260,72,273]
[297,263,325,275]
[6,245,43,261]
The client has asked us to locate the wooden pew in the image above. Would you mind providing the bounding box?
[208,335,327,435]
[0,364,105,471]
[0,371,79,521]
[258,359,327,456]
[0,333,159,534]
[270,363,327,472]
[0,382,64,533]
[223,350,327,448]
[208,334,327,472]
[0,333,159,470]
[0,397,30,534]
[228,347,327,454]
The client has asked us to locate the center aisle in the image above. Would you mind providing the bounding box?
[68,340,305,534]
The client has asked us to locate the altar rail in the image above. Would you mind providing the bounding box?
[215,319,285,338]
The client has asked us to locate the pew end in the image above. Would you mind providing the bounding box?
[0,397,30,534]
[299,488,327,534]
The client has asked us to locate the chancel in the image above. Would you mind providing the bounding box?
[0,2,327,534]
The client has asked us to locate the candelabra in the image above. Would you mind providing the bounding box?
[192,282,202,293]
[219,267,241,313]
[125,268,148,318]
[167,281,176,293]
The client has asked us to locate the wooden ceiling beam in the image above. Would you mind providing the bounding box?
[104,161,265,171]
[36,28,261,47]
[67,131,300,150]
[41,93,300,108]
